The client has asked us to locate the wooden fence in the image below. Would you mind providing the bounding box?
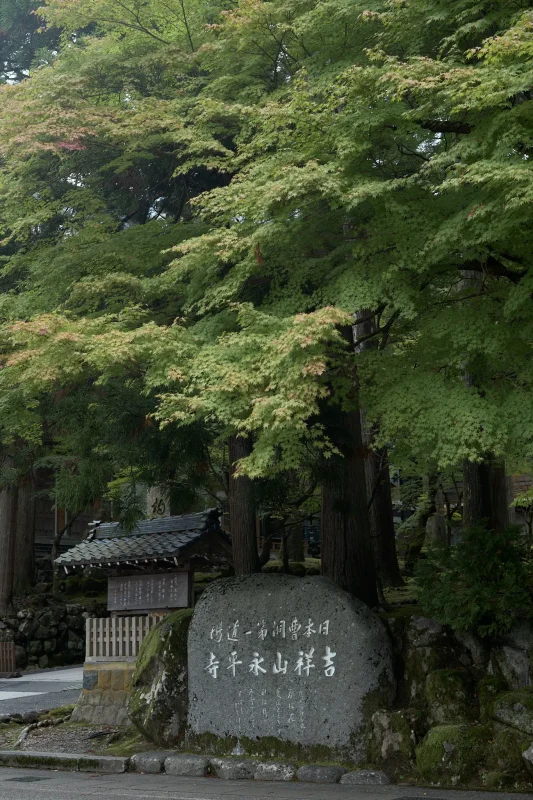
[0,641,16,675]
[85,616,159,663]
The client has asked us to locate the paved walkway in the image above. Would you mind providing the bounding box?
[0,771,531,800]
[0,667,82,716]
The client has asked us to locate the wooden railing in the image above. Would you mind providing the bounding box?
[0,641,16,675]
[85,616,159,663]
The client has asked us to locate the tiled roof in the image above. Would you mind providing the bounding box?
[55,509,221,567]
[93,509,219,540]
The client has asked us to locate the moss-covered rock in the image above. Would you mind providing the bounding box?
[402,617,467,707]
[369,708,424,779]
[477,675,507,723]
[415,724,492,785]
[492,688,533,734]
[425,669,474,725]
[487,727,531,775]
[127,609,193,748]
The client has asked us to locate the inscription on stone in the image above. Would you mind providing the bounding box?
[188,575,394,761]
[108,572,189,611]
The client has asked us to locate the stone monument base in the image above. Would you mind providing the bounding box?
[72,662,134,726]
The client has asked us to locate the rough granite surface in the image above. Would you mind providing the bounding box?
[187,574,394,762]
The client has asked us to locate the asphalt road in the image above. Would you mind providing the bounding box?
[0,771,531,800]
[0,667,82,716]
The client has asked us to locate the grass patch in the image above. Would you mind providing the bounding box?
[102,728,152,757]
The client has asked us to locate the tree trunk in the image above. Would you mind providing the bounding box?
[463,456,509,531]
[356,311,403,587]
[0,459,19,612]
[321,324,378,606]
[13,472,35,596]
[285,525,305,562]
[228,434,260,575]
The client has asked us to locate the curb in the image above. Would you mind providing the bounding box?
[0,750,390,785]
[0,751,127,774]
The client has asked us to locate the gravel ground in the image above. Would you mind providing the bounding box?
[24,725,119,753]
[0,723,121,754]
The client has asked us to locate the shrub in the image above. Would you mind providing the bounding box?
[416,526,533,637]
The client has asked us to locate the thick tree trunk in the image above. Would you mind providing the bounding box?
[363,438,403,587]
[356,311,403,587]
[0,459,19,612]
[228,434,260,575]
[13,472,35,596]
[463,456,509,531]
[285,525,305,562]
[321,324,378,607]
[321,405,378,606]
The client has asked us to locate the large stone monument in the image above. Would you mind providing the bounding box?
[187,574,394,762]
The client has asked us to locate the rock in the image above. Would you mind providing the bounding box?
[254,762,297,781]
[296,765,346,783]
[14,646,27,668]
[128,609,193,748]
[43,639,57,655]
[504,622,533,652]
[164,754,209,777]
[33,583,49,595]
[34,625,51,640]
[521,742,533,776]
[488,728,531,775]
[340,769,390,785]
[454,632,488,676]
[131,752,173,774]
[403,616,464,706]
[492,645,531,689]
[38,655,49,669]
[415,724,492,784]
[425,669,473,724]
[83,671,99,691]
[210,757,257,779]
[407,616,448,648]
[21,712,38,724]
[369,708,422,776]
[478,675,507,723]
[187,575,394,763]
[492,688,533,733]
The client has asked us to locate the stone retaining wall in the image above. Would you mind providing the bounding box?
[0,603,105,670]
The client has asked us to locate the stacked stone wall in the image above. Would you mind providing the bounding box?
[0,602,105,670]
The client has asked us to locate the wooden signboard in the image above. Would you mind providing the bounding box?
[108,572,190,612]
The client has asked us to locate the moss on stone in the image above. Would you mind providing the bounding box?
[128,608,193,747]
[415,724,492,785]
[425,669,473,724]
[369,709,419,779]
[184,730,351,765]
[492,687,533,734]
[477,675,507,723]
[487,727,531,775]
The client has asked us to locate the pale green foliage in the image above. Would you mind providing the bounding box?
[0,0,532,487]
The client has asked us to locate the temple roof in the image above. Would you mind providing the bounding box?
[55,509,223,568]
